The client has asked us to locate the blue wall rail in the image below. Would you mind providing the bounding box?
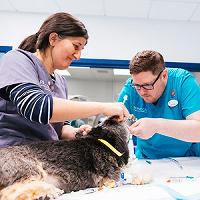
[0,46,12,53]
[71,58,200,72]
[0,46,13,59]
[1,47,200,72]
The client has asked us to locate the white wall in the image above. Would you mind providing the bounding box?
[67,79,114,102]
[66,78,126,102]
[1,11,200,101]
[81,16,200,63]
[1,11,200,62]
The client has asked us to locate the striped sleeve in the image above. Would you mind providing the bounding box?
[9,83,53,124]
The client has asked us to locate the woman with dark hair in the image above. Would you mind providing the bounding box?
[0,12,129,147]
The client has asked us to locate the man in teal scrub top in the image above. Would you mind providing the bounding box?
[118,50,200,159]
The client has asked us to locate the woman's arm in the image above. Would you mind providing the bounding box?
[51,97,129,122]
[2,82,129,124]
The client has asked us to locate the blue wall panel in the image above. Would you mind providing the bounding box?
[72,58,200,72]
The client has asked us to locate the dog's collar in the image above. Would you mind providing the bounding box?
[98,139,123,157]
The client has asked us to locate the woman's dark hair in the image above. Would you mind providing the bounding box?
[19,12,88,53]
[129,50,165,75]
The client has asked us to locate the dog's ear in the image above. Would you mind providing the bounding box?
[88,126,103,138]
[88,126,115,141]
[102,116,119,127]
[95,127,117,144]
[88,116,120,141]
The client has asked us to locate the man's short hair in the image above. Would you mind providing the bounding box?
[129,50,165,75]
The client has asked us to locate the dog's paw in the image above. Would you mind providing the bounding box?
[120,159,153,185]
[0,180,64,200]
[103,179,117,188]
[131,175,151,185]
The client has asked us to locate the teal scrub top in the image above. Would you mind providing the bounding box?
[118,68,200,159]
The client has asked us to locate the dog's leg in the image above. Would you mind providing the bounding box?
[96,177,117,190]
[102,178,117,188]
[0,180,64,200]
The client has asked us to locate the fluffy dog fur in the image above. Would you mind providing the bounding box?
[0,117,129,199]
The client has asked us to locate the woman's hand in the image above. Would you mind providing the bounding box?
[61,125,77,140]
[61,124,92,140]
[77,124,92,135]
[102,102,130,122]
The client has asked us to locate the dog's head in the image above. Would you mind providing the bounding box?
[87,116,129,167]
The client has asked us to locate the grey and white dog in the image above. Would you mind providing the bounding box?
[0,117,129,200]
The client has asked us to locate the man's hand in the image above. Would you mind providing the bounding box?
[129,118,158,139]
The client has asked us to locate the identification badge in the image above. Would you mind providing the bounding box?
[168,99,178,107]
